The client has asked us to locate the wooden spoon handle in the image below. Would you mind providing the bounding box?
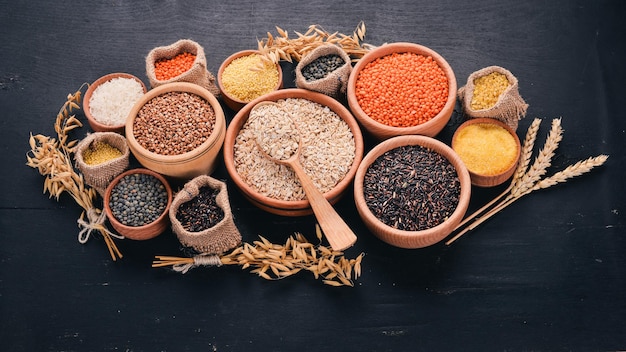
[288,159,357,251]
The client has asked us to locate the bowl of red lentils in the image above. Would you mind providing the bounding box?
[125,82,226,180]
[218,50,283,112]
[353,135,471,249]
[347,42,457,140]
[83,73,147,134]
[451,118,521,187]
[104,168,173,240]
[223,88,364,217]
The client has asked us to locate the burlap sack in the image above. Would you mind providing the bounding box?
[458,66,528,131]
[295,44,352,99]
[169,175,242,255]
[145,39,220,97]
[75,132,130,196]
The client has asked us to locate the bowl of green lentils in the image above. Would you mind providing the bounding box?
[104,168,173,240]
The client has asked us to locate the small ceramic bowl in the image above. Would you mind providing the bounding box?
[104,168,173,240]
[83,73,147,134]
[217,50,283,112]
[223,88,364,217]
[353,135,471,249]
[125,82,226,180]
[451,118,521,187]
[347,42,457,140]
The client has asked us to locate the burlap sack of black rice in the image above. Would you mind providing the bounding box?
[458,66,528,131]
[295,44,352,99]
[145,39,220,97]
[169,175,241,255]
[75,132,130,196]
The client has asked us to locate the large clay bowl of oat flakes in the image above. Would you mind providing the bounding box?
[224,88,364,217]
[125,82,226,180]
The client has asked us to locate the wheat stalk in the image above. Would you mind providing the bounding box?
[153,225,364,287]
[446,117,608,245]
[256,22,376,67]
[26,84,123,260]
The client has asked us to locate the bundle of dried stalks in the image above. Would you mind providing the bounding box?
[153,225,365,287]
[26,84,123,260]
[256,22,376,68]
[446,117,608,245]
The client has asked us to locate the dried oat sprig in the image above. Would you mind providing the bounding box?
[153,225,365,287]
[256,22,376,67]
[446,118,608,245]
[26,84,123,260]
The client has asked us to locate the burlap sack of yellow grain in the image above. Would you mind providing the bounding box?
[458,66,528,131]
[145,39,220,97]
[75,132,130,196]
[295,44,352,99]
[169,175,241,255]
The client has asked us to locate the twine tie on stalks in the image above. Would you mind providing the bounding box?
[77,208,124,244]
[171,254,223,274]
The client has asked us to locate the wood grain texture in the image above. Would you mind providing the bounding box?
[2,0,625,350]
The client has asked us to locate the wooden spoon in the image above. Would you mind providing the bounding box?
[249,101,357,251]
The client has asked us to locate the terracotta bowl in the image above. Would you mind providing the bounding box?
[451,118,521,187]
[353,135,471,249]
[347,42,457,140]
[223,88,364,217]
[125,82,226,180]
[104,168,173,240]
[217,50,283,112]
[83,73,147,134]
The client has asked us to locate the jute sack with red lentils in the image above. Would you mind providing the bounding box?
[75,132,130,196]
[169,175,242,255]
[458,66,528,131]
[295,44,352,99]
[145,39,220,97]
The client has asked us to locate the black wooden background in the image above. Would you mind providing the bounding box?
[1,0,624,351]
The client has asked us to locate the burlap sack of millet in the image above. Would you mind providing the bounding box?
[169,175,242,255]
[458,66,528,131]
[74,132,130,197]
[145,39,220,97]
[295,44,352,99]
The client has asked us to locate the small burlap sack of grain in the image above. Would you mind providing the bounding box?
[169,175,242,255]
[75,132,130,196]
[295,44,352,99]
[145,39,220,97]
[458,66,528,131]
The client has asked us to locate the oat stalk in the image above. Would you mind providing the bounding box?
[446,117,608,245]
[256,22,377,67]
[25,84,123,260]
[153,225,365,287]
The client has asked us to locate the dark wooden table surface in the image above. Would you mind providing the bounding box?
[2,0,624,351]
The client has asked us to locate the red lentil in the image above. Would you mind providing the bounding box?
[154,52,196,81]
[355,52,448,127]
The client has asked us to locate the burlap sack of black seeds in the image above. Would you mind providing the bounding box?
[145,39,220,97]
[169,175,241,255]
[458,66,528,131]
[295,44,352,99]
[75,132,130,196]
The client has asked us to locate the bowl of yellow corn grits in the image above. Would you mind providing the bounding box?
[218,50,283,112]
[452,118,521,187]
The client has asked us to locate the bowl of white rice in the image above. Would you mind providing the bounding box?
[83,72,147,134]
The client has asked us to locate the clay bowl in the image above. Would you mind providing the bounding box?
[83,73,147,134]
[217,50,283,112]
[451,118,521,187]
[125,82,226,180]
[104,168,173,240]
[223,88,364,217]
[353,135,471,249]
[347,42,457,140]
